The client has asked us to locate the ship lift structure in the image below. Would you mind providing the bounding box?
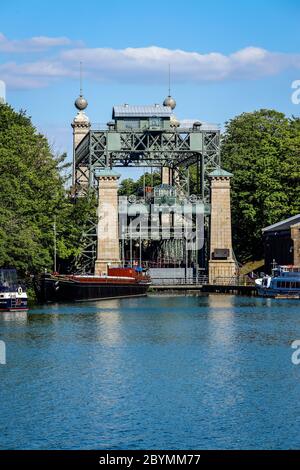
[71,92,235,282]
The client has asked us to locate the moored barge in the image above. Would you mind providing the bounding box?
[34,267,151,303]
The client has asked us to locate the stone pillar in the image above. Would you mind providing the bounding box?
[161,166,171,185]
[208,169,236,284]
[160,167,172,236]
[71,111,91,187]
[94,169,121,275]
[291,223,300,266]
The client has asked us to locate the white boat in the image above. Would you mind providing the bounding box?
[0,269,28,312]
[255,265,300,298]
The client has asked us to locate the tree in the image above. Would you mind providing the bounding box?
[118,171,161,196]
[0,103,96,274]
[55,190,97,272]
[221,109,300,262]
[0,104,63,273]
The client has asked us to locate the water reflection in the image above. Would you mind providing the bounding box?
[203,295,245,418]
[1,295,300,450]
[94,299,123,345]
[207,294,236,345]
[0,311,28,323]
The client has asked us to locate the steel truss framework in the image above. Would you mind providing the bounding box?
[74,127,220,273]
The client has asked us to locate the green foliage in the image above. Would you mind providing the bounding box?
[0,103,96,274]
[55,191,97,271]
[118,171,161,196]
[221,109,300,262]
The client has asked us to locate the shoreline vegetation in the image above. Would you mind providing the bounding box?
[0,104,299,299]
[0,103,97,287]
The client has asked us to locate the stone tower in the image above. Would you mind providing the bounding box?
[291,223,300,266]
[208,169,236,284]
[71,91,91,187]
[94,168,121,275]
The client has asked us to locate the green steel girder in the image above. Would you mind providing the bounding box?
[75,128,220,196]
[74,126,220,273]
[76,129,219,163]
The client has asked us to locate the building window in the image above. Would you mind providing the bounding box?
[149,117,162,128]
[124,119,140,129]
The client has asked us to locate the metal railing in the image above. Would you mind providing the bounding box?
[150,275,256,287]
[212,276,256,286]
[151,276,208,286]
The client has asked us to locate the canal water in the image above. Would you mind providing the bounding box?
[1,294,300,450]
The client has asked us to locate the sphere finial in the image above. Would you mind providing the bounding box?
[74,62,88,111]
[163,95,176,110]
[163,64,176,109]
[75,95,88,111]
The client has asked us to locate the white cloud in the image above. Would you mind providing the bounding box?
[60,45,300,82]
[0,60,75,89]
[0,32,81,53]
[1,43,300,89]
[0,60,71,76]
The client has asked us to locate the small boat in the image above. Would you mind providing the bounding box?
[0,269,28,312]
[34,266,151,303]
[255,265,300,298]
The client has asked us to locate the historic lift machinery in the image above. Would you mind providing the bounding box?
[71,86,237,284]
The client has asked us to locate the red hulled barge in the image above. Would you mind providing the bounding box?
[34,267,151,303]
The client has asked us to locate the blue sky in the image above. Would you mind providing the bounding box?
[1,0,300,174]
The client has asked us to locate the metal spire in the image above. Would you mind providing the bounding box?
[74,62,88,111]
[80,61,83,96]
[163,63,176,110]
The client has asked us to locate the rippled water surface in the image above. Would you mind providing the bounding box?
[1,294,300,449]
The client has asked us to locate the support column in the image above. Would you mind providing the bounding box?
[161,166,171,185]
[160,167,172,245]
[208,169,236,284]
[94,169,121,275]
[291,223,300,266]
[71,111,91,188]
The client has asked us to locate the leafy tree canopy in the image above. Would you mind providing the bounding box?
[118,171,161,196]
[0,103,95,274]
[221,109,300,262]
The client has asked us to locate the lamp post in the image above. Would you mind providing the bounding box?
[53,216,57,273]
